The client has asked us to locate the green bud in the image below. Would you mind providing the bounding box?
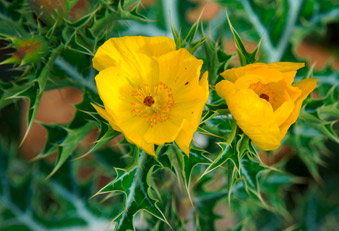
[2,37,48,65]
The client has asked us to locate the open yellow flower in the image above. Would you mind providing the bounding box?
[91,36,209,156]
[215,62,317,150]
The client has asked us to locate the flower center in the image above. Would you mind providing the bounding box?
[130,82,174,127]
[259,93,269,101]
[249,81,282,110]
[143,96,155,107]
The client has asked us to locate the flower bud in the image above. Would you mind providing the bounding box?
[2,37,48,65]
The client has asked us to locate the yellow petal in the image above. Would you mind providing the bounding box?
[270,62,304,84]
[175,72,209,156]
[279,78,317,138]
[92,99,156,157]
[92,36,176,71]
[143,119,185,145]
[273,99,294,127]
[266,62,305,72]
[95,66,140,123]
[216,80,281,150]
[155,49,209,155]
[175,119,191,156]
[234,67,284,89]
[95,66,156,152]
[282,71,297,85]
[156,48,203,93]
[125,135,156,157]
[220,63,263,83]
[91,103,121,132]
[220,62,304,83]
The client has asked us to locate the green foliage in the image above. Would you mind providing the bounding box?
[96,150,168,230]
[0,0,338,230]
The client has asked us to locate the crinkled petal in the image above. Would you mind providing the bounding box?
[220,62,304,83]
[156,48,203,94]
[269,62,304,85]
[279,78,317,138]
[266,62,305,72]
[175,119,191,155]
[220,64,263,83]
[95,66,158,154]
[282,71,297,85]
[175,72,209,156]
[216,80,281,150]
[95,66,140,123]
[234,68,283,89]
[154,49,208,155]
[273,99,294,127]
[92,36,176,72]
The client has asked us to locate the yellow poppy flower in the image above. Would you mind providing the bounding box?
[91,36,209,156]
[215,62,317,151]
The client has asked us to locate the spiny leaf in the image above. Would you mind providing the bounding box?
[183,146,211,188]
[32,123,68,161]
[198,120,238,180]
[188,37,206,54]
[201,102,229,122]
[226,11,260,66]
[47,121,96,179]
[239,158,265,193]
[300,112,339,143]
[0,14,27,38]
[184,12,202,44]
[170,18,185,49]
[74,123,120,160]
[202,143,236,178]
[203,35,234,84]
[157,145,187,193]
[20,45,63,145]
[96,150,169,231]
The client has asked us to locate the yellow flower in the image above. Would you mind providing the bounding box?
[91,36,209,156]
[215,62,317,151]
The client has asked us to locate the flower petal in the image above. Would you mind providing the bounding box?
[155,49,209,155]
[216,80,281,150]
[220,62,304,83]
[156,48,203,93]
[279,78,317,138]
[220,64,261,83]
[95,66,140,123]
[143,119,184,145]
[175,119,192,155]
[274,99,294,127]
[95,66,158,153]
[268,62,304,85]
[282,71,297,85]
[92,36,176,71]
[124,135,156,157]
[266,62,305,72]
[175,72,209,156]
[233,68,284,89]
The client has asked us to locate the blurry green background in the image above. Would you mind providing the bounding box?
[0,0,338,230]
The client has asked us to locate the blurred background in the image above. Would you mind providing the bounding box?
[0,0,338,230]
